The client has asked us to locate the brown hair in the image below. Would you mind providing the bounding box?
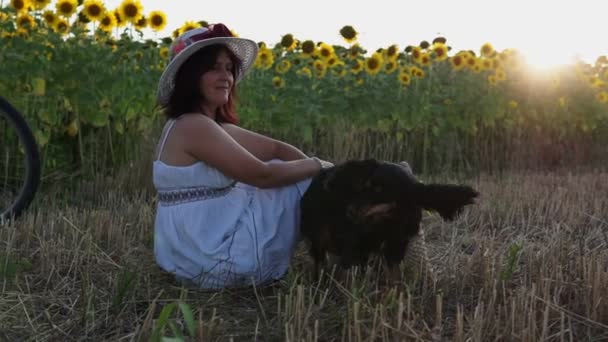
[162,44,242,124]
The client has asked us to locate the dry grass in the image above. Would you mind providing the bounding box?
[1,160,608,341]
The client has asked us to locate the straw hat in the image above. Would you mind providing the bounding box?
[156,23,258,106]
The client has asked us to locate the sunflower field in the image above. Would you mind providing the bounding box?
[1,0,608,179]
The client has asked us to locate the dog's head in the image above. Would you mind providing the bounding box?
[362,161,420,202]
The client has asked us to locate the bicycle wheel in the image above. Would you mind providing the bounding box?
[0,96,41,223]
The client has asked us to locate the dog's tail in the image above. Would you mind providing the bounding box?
[412,183,479,221]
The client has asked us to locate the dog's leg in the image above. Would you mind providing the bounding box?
[311,248,323,281]
[382,238,410,286]
[382,262,402,285]
[308,239,326,282]
[327,253,341,269]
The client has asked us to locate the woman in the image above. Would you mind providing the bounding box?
[152,23,333,289]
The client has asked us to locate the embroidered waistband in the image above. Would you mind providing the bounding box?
[157,182,235,206]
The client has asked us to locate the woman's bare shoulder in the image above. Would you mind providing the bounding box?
[173,113,219,132]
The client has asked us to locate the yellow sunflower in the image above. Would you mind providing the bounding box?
[53,17,69,35]
[275,60,292,74]
[411,66,425,78]
[332,63,348,77]
[56,0,77,18]
[364,52,384,76]
[31,0,50,10]
[480,42,494,58]
[148,10,167,32]
[432,42,448,61]
[492,58,502,70]
[134,15,146,30]
[589,77,605,89]
[339,25,358,44]
[399,65,411,75]
[348,43,363,59]
[178,20,201,35]
[398,72,411,86]
[465,55,477,69]
[113,9,127,28]
[99,11,116,32]
[296,67,312,78]
[16,28,29,38]
[300,40,316,57]
[159,46,169,59]
[596,91,608,103]
[326,55,341,68]
[42,10,56,26]
[471,61,483,73]
[280,34,297,50]
[272,76,285,89]
[411,46,422,63]
[83,0,105,22]
[118,0,143,24]
[450,54,465,70]
[313,59,327,78]
[495,68,507,81]
[487,75,498,86]
[384,59,398,74]
[10,0,30,13]
[317,42,334,60]
[254,47,274,70]
[351,59,364,74]
[480,58,493,70]
[418,53,431,67]
[16,13,36,29]
[385,44,399,60]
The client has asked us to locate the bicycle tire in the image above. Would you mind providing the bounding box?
[0,96,41,222]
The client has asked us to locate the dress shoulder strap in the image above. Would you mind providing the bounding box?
[156,118,178,161]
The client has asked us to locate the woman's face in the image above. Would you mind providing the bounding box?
[199,48,235,109]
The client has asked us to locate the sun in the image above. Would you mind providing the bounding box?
[520,47,579,71]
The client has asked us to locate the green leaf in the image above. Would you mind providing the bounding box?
[395,131,403,142]
[38,110,58,125]
[161,337,185,342]
[152,302,177,341]
[114,122,124,135]
[87,111,110,127]
[34,129,50,147]
[177,302,196,336]
[167,321,184,339]
[431,125,439,137]
[126,107,137,122]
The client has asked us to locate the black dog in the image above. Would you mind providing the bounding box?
[300,159,479,280]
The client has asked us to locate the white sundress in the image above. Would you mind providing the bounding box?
[152,119,312,289]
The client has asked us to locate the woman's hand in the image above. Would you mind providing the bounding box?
[313,157,334,169]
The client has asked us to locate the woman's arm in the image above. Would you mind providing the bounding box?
[275,141,309,161]
[221,123,282,161]
[222,123,309,161]
[181,116,321,188]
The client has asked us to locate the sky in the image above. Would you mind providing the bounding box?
[101,0,607,70]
